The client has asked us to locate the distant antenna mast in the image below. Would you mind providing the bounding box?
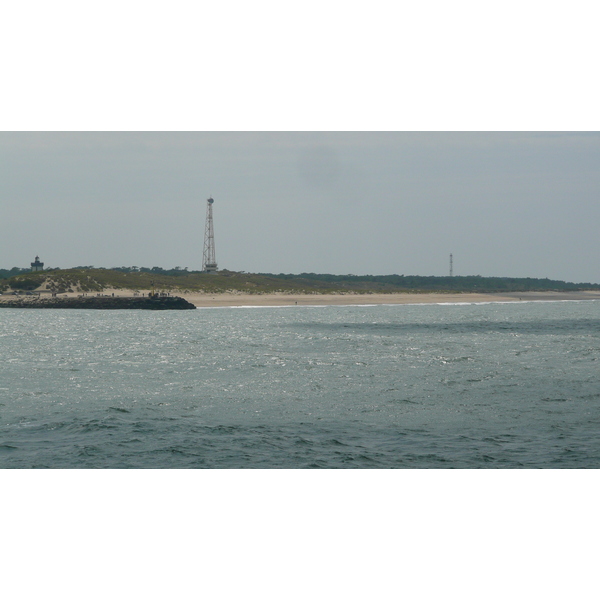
[449,253,453,277]
[202,197,218,273]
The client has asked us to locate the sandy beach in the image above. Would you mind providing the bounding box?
[3,289,600,307]
[177,290,600,307]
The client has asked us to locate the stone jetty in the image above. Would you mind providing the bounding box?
[0,295,196,310]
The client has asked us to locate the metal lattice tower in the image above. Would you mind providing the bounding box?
[202,197,218,273]
[449,253,453,277]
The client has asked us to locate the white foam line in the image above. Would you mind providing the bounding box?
[193,298,600,310]
[195,304,329,309]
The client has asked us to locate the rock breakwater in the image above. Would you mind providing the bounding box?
[0,296,196,310]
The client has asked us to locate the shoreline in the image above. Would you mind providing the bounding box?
[4,290,600,308]
[180,290,600,307]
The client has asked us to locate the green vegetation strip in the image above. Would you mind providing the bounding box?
[1,267,599,295]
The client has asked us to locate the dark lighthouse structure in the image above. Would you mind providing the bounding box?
[30,255,44,272]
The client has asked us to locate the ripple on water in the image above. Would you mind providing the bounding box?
[1,302,600,467]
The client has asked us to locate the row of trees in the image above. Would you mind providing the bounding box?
[0,265,198,280]
[260,273,600,292]
[109,266,195,276]
[0,267,32,280]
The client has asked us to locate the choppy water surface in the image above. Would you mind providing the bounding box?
[1,301,600,468]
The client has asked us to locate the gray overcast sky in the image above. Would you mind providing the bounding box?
[2,131,600,283]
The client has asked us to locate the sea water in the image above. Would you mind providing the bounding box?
[1,300,600,468]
